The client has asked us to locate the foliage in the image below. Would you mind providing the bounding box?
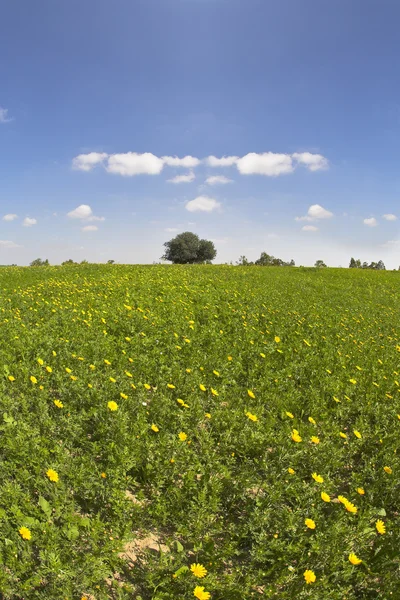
[162,232,216,264]
[349,258,386,270]
[314,259,327,268]
[0,265,399,599]
[254,252,295,267]
[30,258,50,267]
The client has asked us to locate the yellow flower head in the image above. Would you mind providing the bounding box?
[151,424,159,432]
[305,518,316,530]
[285,411,294,419]
[190,563,207,578]
[291,430,302,443]
[46,366,52,373]
[65,368,72,374]
[349,553,362,565]
[339,432,347,439]
[312,473,323,483]
[205,413,211,419]
[211,388,219,397]
[199,384,206,392]
[384,466,392,474]
[344,500,357,514]
[193,586,211,600]
[8,375,15,382]
[246,412,258,422]
[178,432,187,442]
[37,358,44,366]
[274,336,281,343]
[107,401,118,411]
[101,472,106,478]
[304,569,316,584]
[19,526,32,540]
[376,519,386,534]
[353,430,362,439]
[109,377,116,383]
[288,468,295,475]
[167,383,175,389]
[30,376,37,384]
[46,469,59,483]
[247,389,255,399]
[311,436,320,444]
[356,487,365,495]
[321,492,330,502]
[308,416,316,425]
[54,400,63,408]
[120,392,128,400]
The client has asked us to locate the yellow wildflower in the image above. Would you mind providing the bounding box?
[321,492,330,502]
[312,473,323,483]
[376,519,386,534]
[246,412,258,422]
[247,390,255,399]
[151,424,159,432]
[193,586,211,600]
[340,432,347,439]
[349,553,362,565]
[190,563,207,578]
[356,487,365,495]
[291,430,302,443]
[384,466,392,474]
[199,384,206,392]
[46,469,59,482]
[303,569,316,584]
[54,400,63,408]
[311,436,320,444]
[308,416,316,425]
[288,468,295,475]
[353,430,362,439]
[305,518,316,529]
[107,401,118,411]
[30,376,37,384]
[8,375,15,382]
[19,527,32,540]
[167,383,175,389]
[178,432,187,441]
[285,411,294,419]
[120,392,128,400]
[274,336,281,343]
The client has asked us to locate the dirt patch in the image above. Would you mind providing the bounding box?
[119,533,169,566]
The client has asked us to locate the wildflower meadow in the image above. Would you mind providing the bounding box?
[0,264,399,599]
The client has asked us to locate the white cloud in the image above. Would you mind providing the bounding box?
[0,107,13,123]
[2,214,18,221]
[296,204,334,221]
[86,215,105,222]
[23,217,37,227]
[72,152,108,171]
[293,152,329,171]
[302,225,318,232]
[162,155,200,168]
[164,227,180,233]
[206,155,239,167]
[0,240,21,248]
[363,217,378,227]
[236,152,294,176]
[185,196,221,213]
[167,171,195,184]
[106,152,164,176]
[67,205,93,219]
[383,213,397,221]
[205,175,233,185]
[82,225,98,232]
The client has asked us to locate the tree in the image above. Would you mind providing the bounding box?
[315,260,327,268]
[377,260,386,270]
[162,232,216,264]
[30,258,49,267]
[349,257,357,268]
[253,252,294,267]
[107,259,115,264]
[62,259,77,265]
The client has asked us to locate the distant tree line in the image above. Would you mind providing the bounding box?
[349,258,386,270]
[237,252,295,267]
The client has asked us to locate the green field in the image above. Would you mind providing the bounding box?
[1,265,399,599]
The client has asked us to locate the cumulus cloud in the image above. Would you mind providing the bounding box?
[72,152,108,171]
[292,152,329,171]
[296,204,334,221]
[205,175,233,185]
[167,171,195,184]
[185,196,221,213]
[2,214,18,221]
[162,155,200,168]
[82,225,98,232]
[0,107,13,123]
[0,240,21,248]
[363,217,378,227]
[236,152,294,176]
[23,217,37,227]
[383,213,397,221]
[206,155,239,167]
[302,225,318,232]
[106,152,164,176]
[67,205,93,219]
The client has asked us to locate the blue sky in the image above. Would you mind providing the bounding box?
[1,0,400,266]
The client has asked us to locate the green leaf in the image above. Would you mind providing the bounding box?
[38,496,52,518]
[173,566,189,578]
[175,540,184,553]
[376,508,387,516]
[66,526,79,541]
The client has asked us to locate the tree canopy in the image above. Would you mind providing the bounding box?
[162,232,217,264]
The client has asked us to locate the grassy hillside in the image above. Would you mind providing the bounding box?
[1,265,399,599]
